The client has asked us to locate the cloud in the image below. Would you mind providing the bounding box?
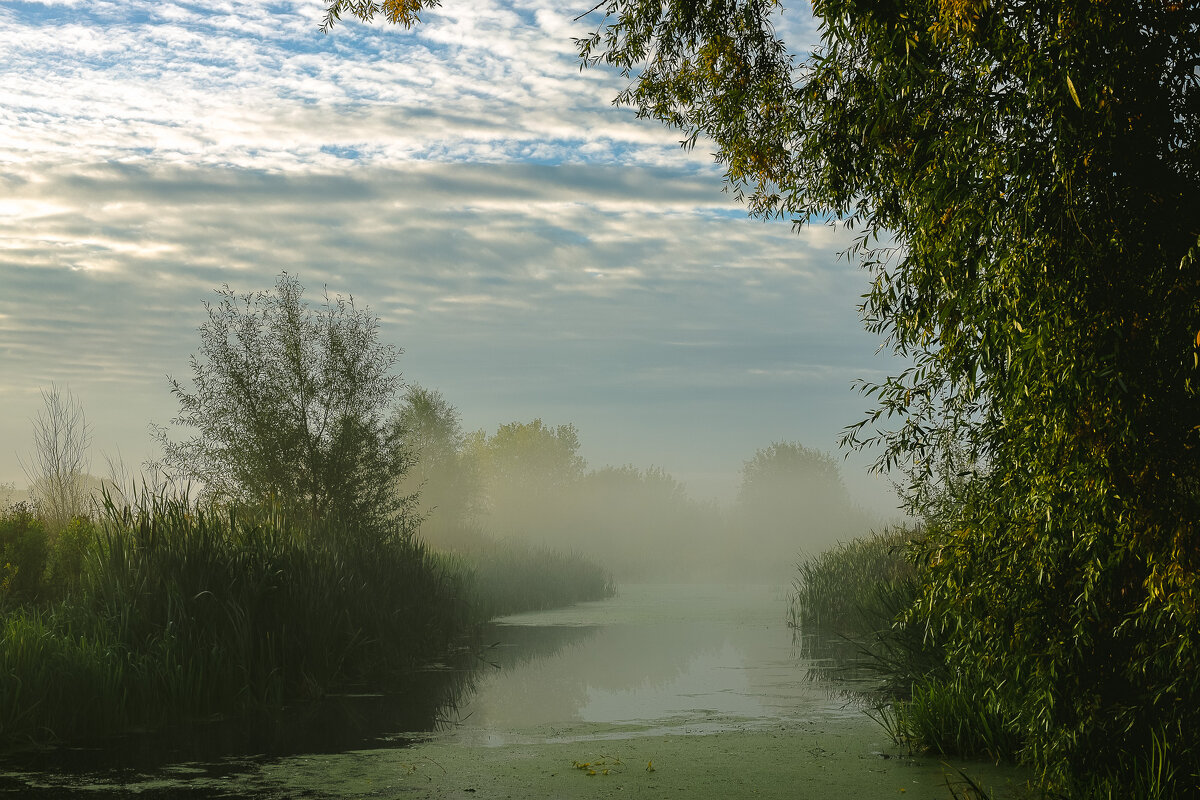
[0,159,892,486]
[0,0,700,170]
[0,0,904,515]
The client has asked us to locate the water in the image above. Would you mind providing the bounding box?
[0,585,1027,798]
[447,584,864,740]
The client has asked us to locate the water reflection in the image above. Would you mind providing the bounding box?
[0,665,481,797]
[0,585,862,797]
[444,583,861,744]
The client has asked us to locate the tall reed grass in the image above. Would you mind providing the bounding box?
[792,527,1026,784]
[788,527,916,637]
[0,492,617,747]
[460,537,616,618]
[0,491,474,744]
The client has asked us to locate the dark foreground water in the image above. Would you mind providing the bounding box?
[0,585,1028,799]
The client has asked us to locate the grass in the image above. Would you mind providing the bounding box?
[462,537,616,618]
[791,527,1028,795]
[788,526,916,637]
[0,491,613,747]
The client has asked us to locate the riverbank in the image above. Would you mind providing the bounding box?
[0,497,614,747]
[0,584,1033,799]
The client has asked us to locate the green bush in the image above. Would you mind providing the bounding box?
[44,516,98,600]
[0,505,49,605]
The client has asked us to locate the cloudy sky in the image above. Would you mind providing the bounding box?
[0,0,904,515]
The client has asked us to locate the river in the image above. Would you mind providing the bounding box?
[0,584,1028,798]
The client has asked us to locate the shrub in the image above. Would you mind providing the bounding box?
[0,505,49,605]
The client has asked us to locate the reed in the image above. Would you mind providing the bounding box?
[790,527,1024,773]
[453,534,616,619]
[788,526,916,638]
[0,493,617,746]
[0,492,475,743]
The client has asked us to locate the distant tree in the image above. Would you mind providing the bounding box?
[481,419,585,498]
[470,419,585,538]
[569,464,710,577]
[154,273,410,530]
[21,384,92,527]
[735,441,859,555]
[394,384,478,530]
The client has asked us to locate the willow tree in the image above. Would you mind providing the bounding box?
[322,1,1200,793]
[155,273,412,532]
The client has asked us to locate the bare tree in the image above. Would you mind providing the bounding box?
[21,384,92,525]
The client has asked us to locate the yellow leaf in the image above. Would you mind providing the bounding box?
[1066,75,1081,109]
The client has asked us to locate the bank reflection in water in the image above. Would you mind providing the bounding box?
[0,584,839,797]
[0,624,597,796]
[449,583,848,740]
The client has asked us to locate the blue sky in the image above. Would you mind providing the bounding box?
[0,0,904,514]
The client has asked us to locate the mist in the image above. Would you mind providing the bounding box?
[396,385,891,584]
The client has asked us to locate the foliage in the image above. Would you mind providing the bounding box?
[20,384,93,528]
[154,273,412,530]
[0,490,475,744]
[792,529,1022,767]
[395,384,479,533]
[467,418,586,540]
[319,0,437,33]
[585,3,1200,795]
[737,441,869,555]
[789,526,915,636]
[0,488,621,746]
[0,505,49,605]
[0,609,127,741]
[0,507,101,607]
[560,465,720,579]
[478,418,586,498]
[43,516,99,601]
[320,2,1200,789]
[460,537,616,619]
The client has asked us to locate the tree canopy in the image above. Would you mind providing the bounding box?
[394,384,478,531]
[322,2,1200,793]
[736,441,864,553]
[155,273,411,530]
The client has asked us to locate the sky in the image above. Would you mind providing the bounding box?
[0,0,906,517]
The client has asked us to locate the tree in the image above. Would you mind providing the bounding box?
[580,4,1199,793]
[155,273,411,529]
[394,384,479,532]
[735,441,862,558]
[324,1,1200,793]
[470,419,585,539]
[480,419,585,498]
[21,383,92,527]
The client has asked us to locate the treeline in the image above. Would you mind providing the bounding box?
[395,390,875,581]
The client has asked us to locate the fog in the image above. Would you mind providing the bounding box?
[397,386,892,583]
[2,380,899,587]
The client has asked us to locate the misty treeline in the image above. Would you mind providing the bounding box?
[397,390,873,581]
[0,275,612,746]
[133,272,866,581]
[0,272,872,746]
